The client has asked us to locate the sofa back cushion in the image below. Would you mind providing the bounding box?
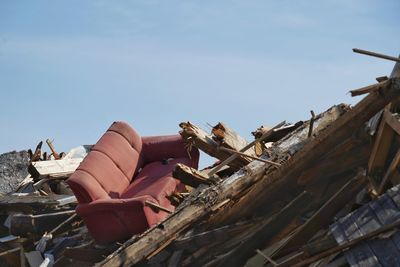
[68,121,143,203]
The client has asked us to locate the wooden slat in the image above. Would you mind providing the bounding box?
[273,173,367,258]
[28,158,82,179]
[172,163,213,188]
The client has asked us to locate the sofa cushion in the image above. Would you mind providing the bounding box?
[122,157,191,202]
[142,135,198,168]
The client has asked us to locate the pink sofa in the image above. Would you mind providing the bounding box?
[67,122,199,244]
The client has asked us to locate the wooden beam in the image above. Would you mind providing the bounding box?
[349,79,392,97]
[218,147,282,166]
[353,48,400,63]
[173,164,213,188]
[272,173,367,258]
[218,191,313,267]
[46,139,61,160]
[368,109,395,190]
[28,158,82,179]
[179,122,250,170]
[212,122,255,156]
[384,110,400,136]
[377,148,400,195]
[10,210,75,237]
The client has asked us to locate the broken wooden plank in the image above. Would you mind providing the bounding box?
[172,163,213,188]
[46,139,61,160]
[28,158,82,179]
[212,122,255,156]
[179,122,250,170]
[207,121,289,177]
[145,200,173,214]
[350,79,392,97]
[218,191,313,267]
[272,172,367,258]
[10,210,75,237]
[0,194,76,213]
[368,108,396,192]
[218,146,281,166]
[378,148,400,194]
[173,220,256,250]
[208,78,400,228]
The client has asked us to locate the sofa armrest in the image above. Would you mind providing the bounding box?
[141,135,199,168]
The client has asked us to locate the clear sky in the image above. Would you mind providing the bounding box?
[0,1,399,167]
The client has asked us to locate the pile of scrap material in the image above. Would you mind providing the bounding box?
[1,58,400,267]
[98,62,400,267]
[0,142,105,267]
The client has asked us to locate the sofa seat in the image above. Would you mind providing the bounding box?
[67,121,199,244]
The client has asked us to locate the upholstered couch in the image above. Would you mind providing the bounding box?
[67,121,199,244]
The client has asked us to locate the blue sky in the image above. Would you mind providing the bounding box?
[0,1,399,166]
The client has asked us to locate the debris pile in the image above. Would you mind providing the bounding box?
[0,151,30,194]
[1,51,400,267]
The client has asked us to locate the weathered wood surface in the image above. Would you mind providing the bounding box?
[10,210,75,237]
[272,173,367,259]
[180,121,253,170]
[99,79,400,267]
[207,121,288,177]
[0,194,76,213]
[172,163,213,188]
[350,79,392,97]
[212,122,255,156]
[28,158,82,179]
[218,191,313,267]
[207,78,400,228]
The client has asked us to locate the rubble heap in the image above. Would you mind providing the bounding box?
[0,53,400,267]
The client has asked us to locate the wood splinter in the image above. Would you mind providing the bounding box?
[46,139,61,160]
[217,146,281,167]
[145,200,173,214]
[308,110,316,138]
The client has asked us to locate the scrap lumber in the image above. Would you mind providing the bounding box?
[172,163,213,187]
[378,148,400,194]
[179,122,250,170]
[0,194,76,213]
[367,107,400,193]
[10,210,75,237]
[218,146,281,166]
[46,139,61,160]
[307,110,315,137]
[212,122,255,156]
[207,121,291,177]
[28,158,82,179]
[350,79,392,97]
[217,191,313,267]
[272,172,367,258]
[353,48,400,63]
[173,220,258,250]
[207,77,400,228]
[97,104,352,267]
[99,78,400,267]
